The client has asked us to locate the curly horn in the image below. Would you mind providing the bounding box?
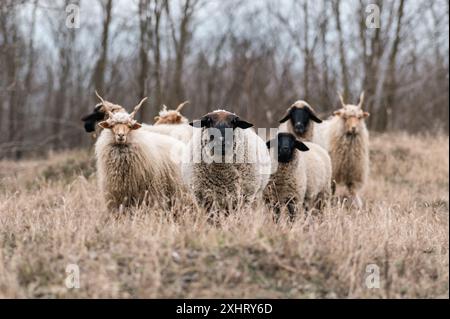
[130,97,148,119]
[176,100,189,112]
[358,91,365,108]
[95,90,114,118]
[95,90,106,105]
[338,92,346,107]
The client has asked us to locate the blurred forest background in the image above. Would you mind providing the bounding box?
[0,0,448,159]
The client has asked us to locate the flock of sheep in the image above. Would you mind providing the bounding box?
[81,91,370,218]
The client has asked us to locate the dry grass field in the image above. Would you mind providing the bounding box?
[0,133,448,298]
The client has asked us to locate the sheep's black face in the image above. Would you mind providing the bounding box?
[279,106,322,136]
[266,133,309,163]
[81,105,106,133]
[190,111,253,156]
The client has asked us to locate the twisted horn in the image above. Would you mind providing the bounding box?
[130,97,148,119]
[358,91,365,108]
[176,100,189,112]
[95,91,114,118]
[95,90,106,104]
[338,92,346,107]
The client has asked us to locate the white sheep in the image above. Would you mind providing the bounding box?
[264,133,331,219]
[154,101,189,125]
[278,100,323,142]
[313,92,370,207]
[181,110,271,211]
[140,101,193,144]
[94,95,186,211]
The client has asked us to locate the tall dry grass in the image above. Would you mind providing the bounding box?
[0,133,448,298]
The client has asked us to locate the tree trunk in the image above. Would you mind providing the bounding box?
[92,0,113,97]
[333,0,350,102]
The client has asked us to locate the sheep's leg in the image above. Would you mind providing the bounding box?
[314,193,325,211]
[303,196,311,214]
[287,202,297,222]
[273,205,281,223]
[347,185,363,208]
[331,179,337,196]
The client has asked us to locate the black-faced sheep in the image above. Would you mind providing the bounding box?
[81,91,126,133]
[279,100,323,142]
[313,92,370,207]
[181,110,271,212]
[263,133,309,219]
[94,95,186,211]
[264,133,332,219]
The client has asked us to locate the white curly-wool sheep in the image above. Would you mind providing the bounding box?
[95,99,186,211]
[181,110,271,211]
[264,133,331,218]
[154,101,189,125]
[278,100,323,142]
[139,102,193,144]
[313,92,370,207]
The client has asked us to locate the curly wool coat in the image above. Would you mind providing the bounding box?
[313,116,369,195]
[181,126,271,211]
[95,129,186,211]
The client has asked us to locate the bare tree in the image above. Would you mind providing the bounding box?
[92,0,113,97]
[332,0,350,102]
[166,0,203,104]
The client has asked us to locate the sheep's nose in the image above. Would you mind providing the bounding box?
[351,127,356,133]
[281,146,289,153]
[294,123,304,132]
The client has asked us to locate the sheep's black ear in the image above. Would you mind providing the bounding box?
[235,118,253,129]
[81,109,107,132]
[83,120,97,133]
[266,139,276,149]
[279,109,291,123]
[295,140,309,152]
[307,107,323,123]
[189,117,209,128]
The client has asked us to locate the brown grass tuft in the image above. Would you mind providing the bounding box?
[0,133,448,298]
